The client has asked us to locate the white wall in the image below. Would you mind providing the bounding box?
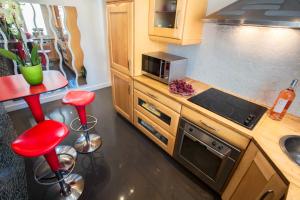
[168,1,300,116]
[206,0,237,15]
[17,0,110,87]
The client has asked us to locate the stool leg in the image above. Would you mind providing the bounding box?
[75,106,87,125]
[44,150,71,196]
[74,106,102,153]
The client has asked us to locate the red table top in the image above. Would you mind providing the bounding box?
[0,70,68,102]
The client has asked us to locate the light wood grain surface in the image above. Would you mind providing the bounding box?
[133,75,300,199]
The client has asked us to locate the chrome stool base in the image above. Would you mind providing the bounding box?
[34,145,77,182]
[70,115,97,132]
[34,154,75,185]
[74,134,102,153]
[44,174,84,200]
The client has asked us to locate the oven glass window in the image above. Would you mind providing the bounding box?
[180,133,222,180]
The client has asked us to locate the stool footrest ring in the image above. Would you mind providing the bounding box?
[70,115,98,132]
[34,153,76,185]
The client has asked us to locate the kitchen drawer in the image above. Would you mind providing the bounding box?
[134,81,181,113]
[181,106,250,150]
[134,110,175,155]
[134,89,179,136]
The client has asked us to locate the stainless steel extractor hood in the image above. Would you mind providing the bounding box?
[205,0,300,28]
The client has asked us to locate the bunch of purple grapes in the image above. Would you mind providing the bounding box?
[169,80,195,96]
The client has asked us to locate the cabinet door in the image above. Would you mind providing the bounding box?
[107,2,133,76]
[111,69,133,122]
[149,0,186,39]
[230,150,287,200]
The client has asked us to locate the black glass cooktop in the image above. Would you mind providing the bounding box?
[188,88,267,130]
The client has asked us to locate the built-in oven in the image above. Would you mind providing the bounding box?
[174,118,242,193]
[142,52,187,84]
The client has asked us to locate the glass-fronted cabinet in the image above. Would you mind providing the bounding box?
[153,0,178,29]
[134,110,175,155]
[149,0,185,40]
[134,90,180,136]
[149,0,208,45]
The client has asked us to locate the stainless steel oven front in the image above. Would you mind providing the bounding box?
[174,118,242,193]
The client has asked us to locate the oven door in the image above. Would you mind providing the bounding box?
[174,129,236,193]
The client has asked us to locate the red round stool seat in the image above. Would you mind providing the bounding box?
[62,90,101,153]
[12,120,69,158]
[62,91,95,106]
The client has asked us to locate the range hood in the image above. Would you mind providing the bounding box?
[205,0,300,28]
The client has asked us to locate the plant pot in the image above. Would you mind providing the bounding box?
[20,64,43,86]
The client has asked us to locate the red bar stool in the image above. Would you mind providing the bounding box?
[62,91,102,153]
[11,120,84,200]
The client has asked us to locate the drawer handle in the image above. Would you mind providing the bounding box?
[199,120,217,132]
[259,190,274,200]
[147,93,158,100]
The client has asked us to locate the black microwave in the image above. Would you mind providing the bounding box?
[142,52,187,84]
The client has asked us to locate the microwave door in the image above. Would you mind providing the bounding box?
[148,57,161,76]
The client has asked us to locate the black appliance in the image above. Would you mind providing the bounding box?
[174,118,242,193]
[188,88,267,130]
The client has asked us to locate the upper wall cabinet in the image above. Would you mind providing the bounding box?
[148,0,208,45]
[106,2,133,76]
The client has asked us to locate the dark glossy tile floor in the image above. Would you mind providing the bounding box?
[9,87,220,200]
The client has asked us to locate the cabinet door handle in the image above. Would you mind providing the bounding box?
[128,85,131,94]
[175,10,181,29]
[199,120,217,132]
[259,190,274,200]
[128,60,131,68]
[147,93,158,100]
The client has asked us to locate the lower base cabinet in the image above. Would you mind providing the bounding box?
[111,69,133,122]
[134,110,175,155]
[223,142,288,200]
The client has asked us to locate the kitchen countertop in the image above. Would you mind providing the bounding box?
[134,75,300,199]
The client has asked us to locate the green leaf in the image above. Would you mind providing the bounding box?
[30,45,40,66]
[0,48,24,65]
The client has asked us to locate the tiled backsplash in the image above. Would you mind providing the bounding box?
[168,23,300,116]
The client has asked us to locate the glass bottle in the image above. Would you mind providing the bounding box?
[269,79,298,121]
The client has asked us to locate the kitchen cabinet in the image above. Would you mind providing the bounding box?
[134,110,175,155]
[111,69,133,122]
[134,89,180,136]
[148,0,208,45]
[107,2,133,76]
[106,0,166,77]
[223,142,288,200]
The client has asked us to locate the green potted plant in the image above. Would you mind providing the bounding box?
[0,45,43,85]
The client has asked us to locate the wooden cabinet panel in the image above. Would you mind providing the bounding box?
[107,2,133,76]
[134,81,182,113]
[134,89,180,136]
[224,142,288,200]
[111,69,133,122]
[134,110,175,155]
[106,0,132,3]
[148,0,208,45]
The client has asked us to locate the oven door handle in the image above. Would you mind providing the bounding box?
[184,131,228,160]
